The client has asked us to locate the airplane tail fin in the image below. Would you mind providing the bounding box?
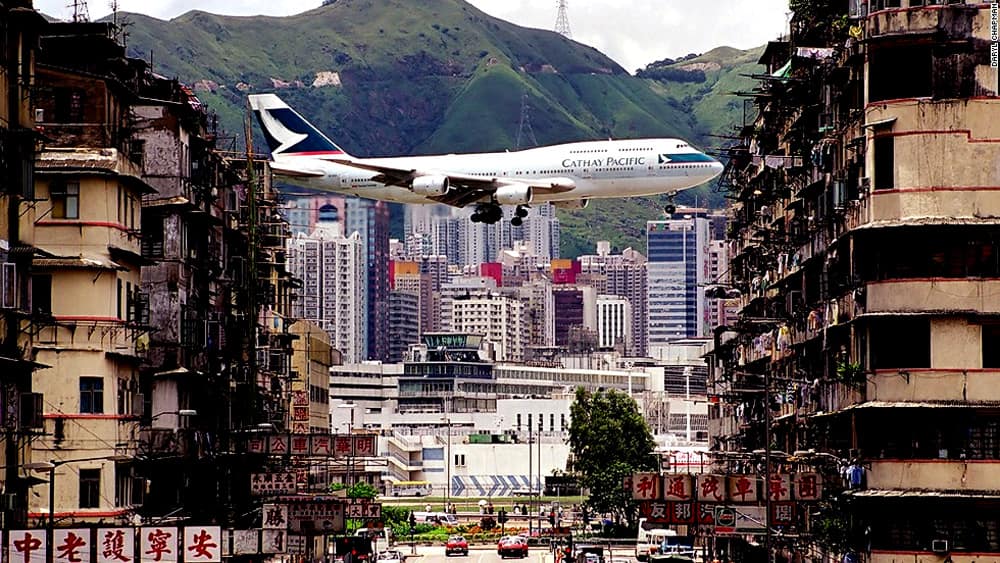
[248,93,349,158]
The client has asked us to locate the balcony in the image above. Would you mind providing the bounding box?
[867,459,1000,492]
[866,279,1000,315]
[138,428,202,457]
[866,2,980,42]
[869,369,1000,403]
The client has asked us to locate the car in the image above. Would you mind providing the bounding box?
[375,551,403,563]
[498,536,529,559]
[445,536,469,557]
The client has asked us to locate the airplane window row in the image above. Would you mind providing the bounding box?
[568,149,608,154]
[620,147,652,152]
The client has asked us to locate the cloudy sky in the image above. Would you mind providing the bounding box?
[34,0,789,71]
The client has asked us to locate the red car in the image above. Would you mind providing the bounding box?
[446,536,469,557]
[498,536,529,559]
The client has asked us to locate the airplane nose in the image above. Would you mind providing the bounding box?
[708,157,724,179]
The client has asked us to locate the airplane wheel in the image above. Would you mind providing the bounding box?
[515,206,529,218]
[511,217,523,227]
[664,204,676,214]
[471,213,482,223]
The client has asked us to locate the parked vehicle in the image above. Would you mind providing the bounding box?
[375,551,402,563]
[636,519,678,561]
[387,480,434,497]
[498,536,529,559]
[445,536,469,557]
[412,512,458,526]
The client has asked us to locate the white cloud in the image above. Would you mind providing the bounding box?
[32,0,789,70]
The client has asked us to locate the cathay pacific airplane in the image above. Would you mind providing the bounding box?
[249,93,723,226]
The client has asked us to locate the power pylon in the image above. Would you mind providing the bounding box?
[554,0,571,38]
[515,92,538,150]
[68,0,90,22]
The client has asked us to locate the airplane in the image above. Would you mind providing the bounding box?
[248,93,723,226]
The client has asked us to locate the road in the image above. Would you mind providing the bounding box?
[397,544,639,563]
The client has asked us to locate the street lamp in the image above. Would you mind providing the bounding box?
[27,455,133,563]
[337,403,356,486]
[440,417,451,513]
[149,409,197,426]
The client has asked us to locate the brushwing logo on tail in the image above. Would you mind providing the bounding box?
[258,108,309,155]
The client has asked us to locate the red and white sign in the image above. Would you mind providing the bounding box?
[662,474,693,502]
[184,527,221,563]
[97,528,135,563]
[794,472,823,501]
[696,474,726,502]
[727,475,758,503]
[140,527,178,563]
[10,530,46,563]
[54,529,90,563]
[631,472,660,500]
[353,435,376,457]
[767,474,792,502]
[310,435,332,456]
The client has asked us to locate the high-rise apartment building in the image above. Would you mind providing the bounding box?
[450,292,526,362]
[596,295,632,351]
[346,198,389,361]
[287,215,365,363]
[579,242,648,355]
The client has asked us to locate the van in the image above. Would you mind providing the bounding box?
[412,512,458,526]
[635,519,676,561]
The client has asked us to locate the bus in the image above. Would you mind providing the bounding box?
[387,481,434,497]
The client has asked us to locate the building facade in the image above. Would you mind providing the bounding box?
[646,215,710,347]
[709,1,1000,561]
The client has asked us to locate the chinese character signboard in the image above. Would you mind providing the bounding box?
[286,536,307,556]
[288,502,345,533]
[10,530,46,563]
[263,504,290,529]
[98,529,134,563]
[251,472,297,496]
[638,501,669,524]
[631,472,660,500]
[184,527,221,563]
[232,531,259,556]
[333,435,352,459]
[54,529,90,563]
[770,502,795,527]
[662,475,693,502]
[247,436,266,454]
[268,434,289,455]
[696,474,726,503]
[669,502,695,525]
[794,472,823,501]
[353,435,376,457]
[290,434,310,455]
[261,531,286,554]
[727,475,758,503]
[311,435,332,456]
[345,502,382,519]
[140,527,178,563]
[767,474,792,502]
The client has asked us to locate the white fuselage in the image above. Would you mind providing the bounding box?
[274,138,722,205]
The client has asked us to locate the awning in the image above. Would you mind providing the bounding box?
[862,117,897,129]
[846,489,1000,500]
[771,59,793,80]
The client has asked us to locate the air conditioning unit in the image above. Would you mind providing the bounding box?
[131,392,145,417]
[931,539,949,553]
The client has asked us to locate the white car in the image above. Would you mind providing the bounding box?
[375,551,402,563]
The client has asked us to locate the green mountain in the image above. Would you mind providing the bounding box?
[117,0,760,256]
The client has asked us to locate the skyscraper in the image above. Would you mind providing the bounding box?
[646,212,711,348]
[579,242,648,355]
[346,198,389,361]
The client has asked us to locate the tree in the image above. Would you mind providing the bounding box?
[568,388,657,528]
[330,481,379,500]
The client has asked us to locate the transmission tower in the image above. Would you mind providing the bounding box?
[515,92,538,150]
[68,0,90,22]
[554,0,572,38]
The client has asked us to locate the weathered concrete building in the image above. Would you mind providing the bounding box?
[28,21,152,524]
[710,0,1000,561]
[0,0,47,528]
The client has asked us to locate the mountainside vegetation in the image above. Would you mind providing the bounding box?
[116,0,761,256]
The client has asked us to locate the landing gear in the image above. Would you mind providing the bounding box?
[471,203,504,224]
[511,205,529,226]
[664,192,677,215]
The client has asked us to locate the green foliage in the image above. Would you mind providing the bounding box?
[568,388,657,528]
[117,2,761,256]
[836,361,866,387]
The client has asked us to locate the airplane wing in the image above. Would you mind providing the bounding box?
[269,160,326,178]
[329,158,575,207]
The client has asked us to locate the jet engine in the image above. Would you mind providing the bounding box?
[551,199,589,210]
[411,175,450,196]
[494,184,533,205]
